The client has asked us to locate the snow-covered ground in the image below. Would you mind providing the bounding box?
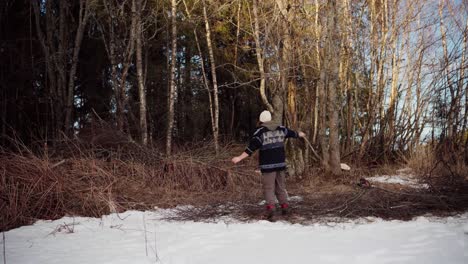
[3,209,468,264]
[366,168,430,189]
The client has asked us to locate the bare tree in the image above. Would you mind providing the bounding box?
[326,0,342,175]
[32,0,92,136]
[166,0,178,155]
[98,0,138,134]
[64,0,92,135]
[252,0,274,113]
[202,0,220,154]
[135,0,148,145]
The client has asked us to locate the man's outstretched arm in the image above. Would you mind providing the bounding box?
[232,152,249,164]
[232,129,263,164]
[282,126,306,139]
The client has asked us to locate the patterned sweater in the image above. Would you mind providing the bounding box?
[245,123,299,173]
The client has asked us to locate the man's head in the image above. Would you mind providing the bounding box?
[259,110,272,123]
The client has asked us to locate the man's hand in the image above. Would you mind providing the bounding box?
[231,152,249,164]
[298,131,306,138]
[231,156,242,164]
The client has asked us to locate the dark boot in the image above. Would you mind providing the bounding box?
[264,204,276,221]
[280,203,290,216]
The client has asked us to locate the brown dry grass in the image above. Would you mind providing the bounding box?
[0,138,261,231]
[166,159,468,224]
[1,135,467,230]
[407,144,437,177]
[169,174,468,224]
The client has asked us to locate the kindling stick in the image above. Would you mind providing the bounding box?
[303,137,322,162]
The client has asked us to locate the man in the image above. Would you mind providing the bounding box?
[231,110,305,220]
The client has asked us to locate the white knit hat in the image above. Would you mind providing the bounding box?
[259,110,272,123]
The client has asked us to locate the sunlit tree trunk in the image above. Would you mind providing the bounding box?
[438,0,455,139]
[462,18,468,163]
[275,0,305,176]
[312,0,321,145]
[384,0,400,157]
[318,67,329,171]
[317,5,330,170]
[327,0,341,175]
[166,0,178,155]
[202,0,219,154]
[359,0,389,160]
[252,0,274,113]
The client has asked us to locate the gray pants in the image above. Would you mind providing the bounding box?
[262,170,288,207]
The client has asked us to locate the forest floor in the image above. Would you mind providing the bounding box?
[162,167,468,224]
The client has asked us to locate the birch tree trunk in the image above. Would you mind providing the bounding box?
[459,18,467,137]
[385,0,400,156]
[202,0,219,154]
[461,18,468,163]
[100,0,122,131]
[253,0,274,113]
[313,0,321,144]
[166,0,178,155]
[120,0,137,138]
[181,0,213,142]
[438,0,454,139]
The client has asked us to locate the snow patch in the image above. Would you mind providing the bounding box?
[463,223,468,234]
[4,210,468,264]
[396,167,413,174]
[366,168,429,189]
[258,195,303,205]
[289,195,304,202]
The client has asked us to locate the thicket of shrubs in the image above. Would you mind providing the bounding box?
[1,130,467,231]
[0,135,261,231]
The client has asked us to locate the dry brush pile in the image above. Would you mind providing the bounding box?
[167,163,468,224]
[0,137,260,231]
[2,134,468,230]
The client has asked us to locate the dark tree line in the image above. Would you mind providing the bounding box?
[1,0,467,173]
[1,0,261,143]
